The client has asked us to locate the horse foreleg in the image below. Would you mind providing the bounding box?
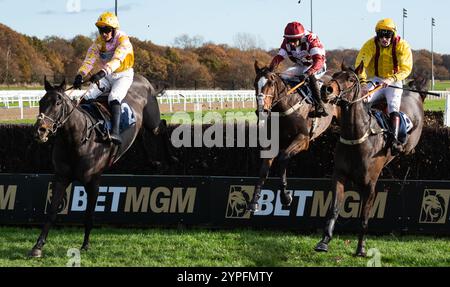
[355,182,377,257]
[315,175,345,253]
[248,158,274,212]
[81,179,100,251]
[278,135,310,207]
[29,179,70,258]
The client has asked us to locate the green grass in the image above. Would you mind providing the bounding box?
[0,119,36,125]
[0,227,448,267]
[161,108,257,124]
[424,99,446,111]
[434,81,450,91]
[0,86,44,91]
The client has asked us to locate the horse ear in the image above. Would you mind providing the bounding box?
[254,60,263,74]
[44,76,53,92]
[59,78,67,91]
[355,61,364,75]
[341,61,347,71]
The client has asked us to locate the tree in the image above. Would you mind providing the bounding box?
[233,33,265,51]
[173,34,204,49]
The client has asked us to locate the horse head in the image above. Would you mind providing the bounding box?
[35,77,72,143]
[254,60,286,114]
[321,62,364,108]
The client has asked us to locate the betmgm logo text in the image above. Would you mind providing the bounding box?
[0,185,17,211]
[419,189,450,224]
[225,185,387,219]
[45,183,197,214]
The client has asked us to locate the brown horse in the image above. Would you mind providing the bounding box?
[248,61,338,212]
[30,75,174,258]
[315,63,427,256]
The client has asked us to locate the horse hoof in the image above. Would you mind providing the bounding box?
[315,242,329,253]
[81,245,89,252]
[355,252,367,258]
[355,249,367,257]
[28,248,43,258]
[280,193,293,207]
[247,203,259,213]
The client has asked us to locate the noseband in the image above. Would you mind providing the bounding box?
[327,71,362,107]
[38,92,78,135]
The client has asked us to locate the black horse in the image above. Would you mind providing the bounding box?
[315,63,427,256]
[30,75,173,258]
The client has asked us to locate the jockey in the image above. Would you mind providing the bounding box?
[355,18,413,154]
[73,12,135,145]
[270,21,328,117]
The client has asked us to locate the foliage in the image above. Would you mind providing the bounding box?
[1,23,450,88]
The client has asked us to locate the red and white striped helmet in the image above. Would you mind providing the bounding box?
[284,22,305,39]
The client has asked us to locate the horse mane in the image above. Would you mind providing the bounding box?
[407,76,429,102]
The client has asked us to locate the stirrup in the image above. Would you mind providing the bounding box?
[309,107,328,118]
[110,134,122,145]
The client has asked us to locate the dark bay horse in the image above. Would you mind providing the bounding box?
[315,63,427,256]
[248,61,339,212]
[30,75,172,258]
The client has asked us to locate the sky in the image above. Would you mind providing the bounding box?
[0,0,449,54]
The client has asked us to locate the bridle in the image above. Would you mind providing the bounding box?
[326,70,362,108]
[257,72,302,115]
[37,91,79,136]
[326,70,376,146]
[37,80,97,136]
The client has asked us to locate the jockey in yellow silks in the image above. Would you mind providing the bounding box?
[73,12,135,145]
[355,18,413,153]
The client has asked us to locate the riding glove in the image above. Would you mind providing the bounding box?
[73,74,83,89]
[297,74,307,83]
[89,70,107,84]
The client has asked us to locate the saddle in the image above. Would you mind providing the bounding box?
[369,103,413,145]
[283,78,315,105]
[80,95,136,142]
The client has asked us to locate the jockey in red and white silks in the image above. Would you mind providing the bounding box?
[270,22,328,117]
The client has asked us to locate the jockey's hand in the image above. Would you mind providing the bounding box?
[89,70,106,84]
[73,74,83,89]
[361,84,370,95]
[381,78,395,88]
[298,74,307,83]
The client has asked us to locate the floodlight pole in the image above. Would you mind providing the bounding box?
[431,18,435,90]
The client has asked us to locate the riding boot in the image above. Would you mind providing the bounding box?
[390,112,402,155]
[110,101,122,145]
[308,74,328,118]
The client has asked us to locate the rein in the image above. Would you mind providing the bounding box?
[264,73,306,116]
[38,81,97,136]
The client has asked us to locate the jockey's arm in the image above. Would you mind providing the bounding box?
[78,40,101,78]
[392,41,413,82]
[269,55,285,71]
[104,35,133,75]
[355,39,376,83]
[306,54,325,76]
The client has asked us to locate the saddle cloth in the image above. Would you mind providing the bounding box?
[81,102,136,138]
[283,79,315,105]
[371,110,413,144]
